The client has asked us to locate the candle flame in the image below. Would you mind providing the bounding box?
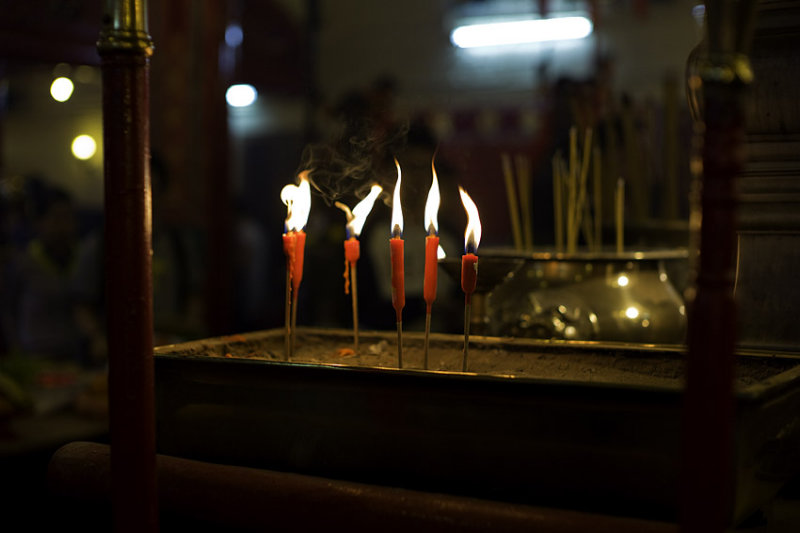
[459,186,482,253]
[391,158,403,237]
[350,184,383,237]
[437,244,446,260]
[424,159,441,235]
[281,171,311,232]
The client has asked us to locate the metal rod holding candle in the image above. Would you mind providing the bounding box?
[389,159,405,368]
[280,171,311,360]
[458,186,482,372]
[335,184,382,352]
[281,233,295,360]
[423,159,441,369]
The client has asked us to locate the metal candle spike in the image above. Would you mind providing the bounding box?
[458,187,481,372]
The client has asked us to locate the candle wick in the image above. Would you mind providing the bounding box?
[392,224,402,239]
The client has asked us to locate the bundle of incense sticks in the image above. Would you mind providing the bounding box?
[501,152,533,251]
[552,127,601,253]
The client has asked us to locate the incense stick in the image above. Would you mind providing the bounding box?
[567,128,578,253]
[462,302,472,372]
[553,153,563,252]
[501,153,523,250]
[573,128,593,252]
[516,154,533,250]
[351,262,359,352]
[424,312,432,370]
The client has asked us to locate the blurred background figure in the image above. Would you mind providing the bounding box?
[1,181,87,364]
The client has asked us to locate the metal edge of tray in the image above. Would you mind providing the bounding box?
[154,327,800,399]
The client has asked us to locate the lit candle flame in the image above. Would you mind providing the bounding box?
[281,171,312,232]
[459,186,482,253]
[350,184,382,237]
[437,244,446,260]
[424,160,440,236]
[391,158,403,238]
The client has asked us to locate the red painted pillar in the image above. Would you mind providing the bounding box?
[98,1,158,531]
[681,72,746,533]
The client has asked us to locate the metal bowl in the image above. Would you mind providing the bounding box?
[482,248,688,343]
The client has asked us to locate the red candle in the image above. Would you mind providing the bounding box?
[390,159,405,368]
[424,235,439,312]
[343,236,359,295]
[458,186,482,373]
[423,159,441,314]
[336,185,382,352]
[292,230,306,296]
[282,232,296,271]
[458,186,482,300]
[344,237,360,264]
[390,159,405,323]
[461,252,478,304]
[280,172,312,359]
[390,237,405,322]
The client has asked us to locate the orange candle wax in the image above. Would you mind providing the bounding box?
[344,237,360,264]
[390,237,405,322]
[291,230,306,295]
[424,235,439,312]
[461,252,478,304]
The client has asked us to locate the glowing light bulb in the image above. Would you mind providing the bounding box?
[71,135,96,160]
[226,84,257,107]
[51,77,74,102]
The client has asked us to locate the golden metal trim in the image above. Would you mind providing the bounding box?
[97,0,154,55]
[698,53,754,85]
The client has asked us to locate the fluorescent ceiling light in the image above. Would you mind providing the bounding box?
[451,16,593,48]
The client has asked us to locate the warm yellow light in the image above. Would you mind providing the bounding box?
[424,160,441,235]
[625,306,640,319]
[437,244,446,260]
[617,274,629,287]
[281,170,311,232]
[349,184,382,237]
[71,134,96,160]
[391,158,403,237]
[51,77,74,102]
[459,186,482,253]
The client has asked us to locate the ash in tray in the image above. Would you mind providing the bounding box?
[178,331,800,390]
